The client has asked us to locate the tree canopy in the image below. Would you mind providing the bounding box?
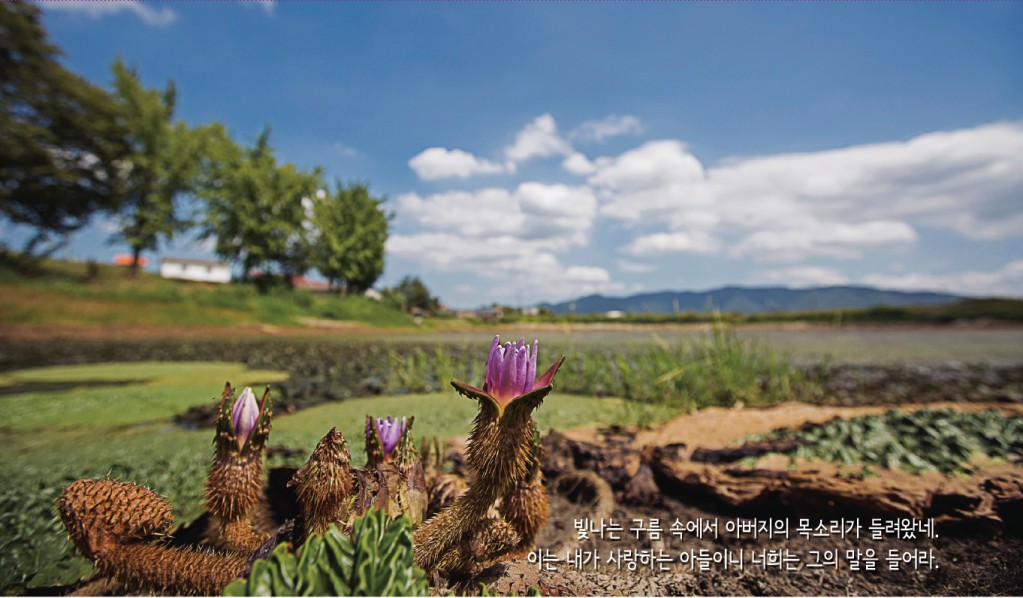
[109,59,202,275]
[387,275,440,313]
[0,2,127,255]
[198,127,323,286]
[312,182,390,294]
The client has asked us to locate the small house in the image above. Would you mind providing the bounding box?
[159,257,231,284]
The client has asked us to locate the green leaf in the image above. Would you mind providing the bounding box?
[225,509,427,596]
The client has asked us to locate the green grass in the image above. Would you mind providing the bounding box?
[0,253,415,329]
[0,362,290,431]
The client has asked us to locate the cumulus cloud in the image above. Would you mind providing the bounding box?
[408,147,505,180]
[591,122,1023,261]
[396,182,596,245]
[396,118,1022,304]
[503,114,574,165]
[409,114,636,181]
[733,220,918,260]
[386,232,631,302]
[41,0,178,26]
[570,115,643,143]
[624,231,720,256]
[864,260,1023,297]
[562,152,597,175]
[390,178,613,303]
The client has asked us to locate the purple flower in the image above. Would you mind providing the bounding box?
[231,386,259,451]
[475,335,561,410]
[371,416,407,460]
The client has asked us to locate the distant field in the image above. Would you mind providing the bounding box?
[398,325,1023,366]
[3,255,1022,338]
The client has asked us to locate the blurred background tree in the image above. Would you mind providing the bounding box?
[385,275,440,314]
[109,59,203,276]
[311,182,390,295]
[198,127,323,288]
[0,2,127,258]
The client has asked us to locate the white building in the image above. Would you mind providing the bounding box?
[160,257,232,284]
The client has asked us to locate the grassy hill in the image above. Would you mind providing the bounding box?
[0,253,415,330]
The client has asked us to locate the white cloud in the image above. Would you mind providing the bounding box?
[752,266,851,288]
[562,152,596,175]
[733,220,917,261]
[397,182,596,245]
[591,140,704,194]
[41,0,178,26]
[386,232,630,303]
[395,119,1022,304]
[570,115,643,143]
[624,231,720,256]
[408,114,639,181]
[590,122,1023,260]
[864,260,1023,298]
[504,114,574,164]
[408,147,505,180]
[564,266,611,283]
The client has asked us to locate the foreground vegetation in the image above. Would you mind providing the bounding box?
[0,360,670,592]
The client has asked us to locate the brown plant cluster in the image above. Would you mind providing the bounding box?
[57,376,557,595]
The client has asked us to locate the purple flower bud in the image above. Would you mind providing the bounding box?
[483,335,556,410]
[231,386,260,451]
[373,416,407,459]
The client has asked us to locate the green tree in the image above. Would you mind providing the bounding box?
[311,182,390,294]
[198,127,322,287]
[0,2,126,256]
[387,276,440,313]
[109,59,202,276]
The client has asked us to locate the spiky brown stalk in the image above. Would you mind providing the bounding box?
[433,516,522,576]
[498,474,549,558]
[204,384,272,553]
[364,415,386,468]
[96,542,248,596]
[59,479,247,595]
[59,479,174,560]
[289,427,353,537]
[413,385,549,573]
[497,427,549,556]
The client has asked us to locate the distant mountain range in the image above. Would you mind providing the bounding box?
[538,286,963,315]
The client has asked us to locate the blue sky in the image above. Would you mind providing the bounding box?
[6,1,1022,307]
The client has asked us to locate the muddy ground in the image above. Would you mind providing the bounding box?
[467,402,1023,596]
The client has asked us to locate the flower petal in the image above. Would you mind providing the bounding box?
[532,355,566,391]
[231,386,259,451]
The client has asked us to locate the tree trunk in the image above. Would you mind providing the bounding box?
[130,244,142,278]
